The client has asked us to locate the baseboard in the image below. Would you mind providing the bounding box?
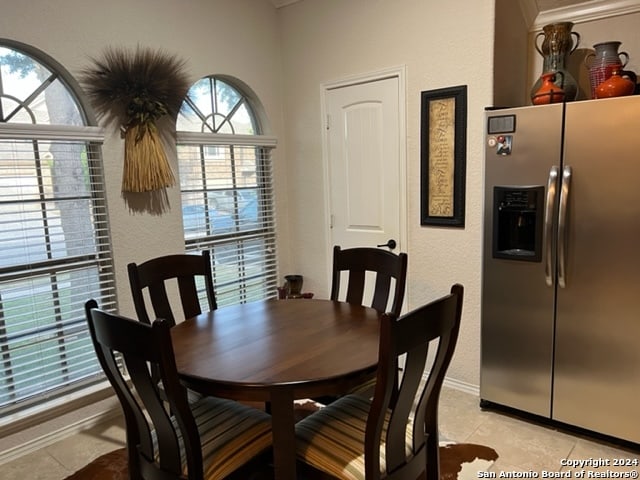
[443,376,480,397]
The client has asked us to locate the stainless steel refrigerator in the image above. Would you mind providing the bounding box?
[481,96,640,445]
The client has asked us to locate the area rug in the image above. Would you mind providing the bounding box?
[63,401,498,480]
[440,441,499,480]
[63,442,497,480]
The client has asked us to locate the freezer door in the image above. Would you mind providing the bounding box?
[553,96,640,444]
[481,104,562,417]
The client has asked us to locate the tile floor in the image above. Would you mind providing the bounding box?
[1,386,639,479]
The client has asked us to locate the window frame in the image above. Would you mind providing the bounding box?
[176,75,279,307]
[0,41,116,418]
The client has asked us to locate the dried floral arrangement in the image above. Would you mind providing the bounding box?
[81,46,190,193]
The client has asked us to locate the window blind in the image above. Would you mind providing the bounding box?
[0,132,116,414]
[177,133,278,306]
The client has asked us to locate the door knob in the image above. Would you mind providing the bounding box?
[377,239,397,250]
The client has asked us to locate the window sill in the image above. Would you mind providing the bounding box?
[0,381,116,438]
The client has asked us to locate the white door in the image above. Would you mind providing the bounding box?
[325,74,405,253]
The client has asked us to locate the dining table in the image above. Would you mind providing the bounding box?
[170,298,381,480]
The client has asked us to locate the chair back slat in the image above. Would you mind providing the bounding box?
[128,251,216,326]
[344,269,366,305]
[330,245,408,317]
[366,284,464,479]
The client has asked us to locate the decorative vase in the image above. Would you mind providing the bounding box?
[595,68,637,98]
[531,22,580,102]
[531,72,566,105]
[585,41,630,99]
[284,274,303,299]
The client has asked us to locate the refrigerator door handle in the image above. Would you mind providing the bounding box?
[545,166,560,287]
[558,165,572,288]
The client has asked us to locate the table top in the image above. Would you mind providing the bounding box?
[170,298,381,401]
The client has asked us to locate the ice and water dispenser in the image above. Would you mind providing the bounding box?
[492,186,544,262]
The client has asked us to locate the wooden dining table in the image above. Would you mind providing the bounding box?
[170,298,381,480]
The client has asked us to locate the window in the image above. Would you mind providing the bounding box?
[0,41,115,415]
[176,76,278,306]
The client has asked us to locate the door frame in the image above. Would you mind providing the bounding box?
[320,65,408,285]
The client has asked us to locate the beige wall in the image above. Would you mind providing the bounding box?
[3,0,640,457]
[0,0,290,452]
[495,0,530,107]
[0,0,292,321]
[278,0,496,388]
[1,1,498,452]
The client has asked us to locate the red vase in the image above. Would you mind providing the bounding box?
[595,68,637,98]
[531,72,565,105]
[585,41,630,99]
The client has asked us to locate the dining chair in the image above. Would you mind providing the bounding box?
[328,245,408,400]
[127,251,216,326]
[295,284,464,480]
[330,245,408,317]
[85,299,272,480]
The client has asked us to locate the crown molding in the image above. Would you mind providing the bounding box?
[531,0,640,30]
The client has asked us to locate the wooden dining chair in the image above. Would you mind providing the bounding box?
[127,251,216,326]
[295,284,464,480]
[85,299,272,480]
[328,245,408,400]
[330,245,408,317]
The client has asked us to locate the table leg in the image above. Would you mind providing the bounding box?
[269,388,296,480]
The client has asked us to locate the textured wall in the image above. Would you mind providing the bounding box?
[0,0,291,319]
[0,0,288,446]
[278,0,496,388]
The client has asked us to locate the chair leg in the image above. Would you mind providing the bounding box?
[425,431,440,480]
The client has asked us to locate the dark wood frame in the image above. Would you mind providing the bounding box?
[420,85,467,227]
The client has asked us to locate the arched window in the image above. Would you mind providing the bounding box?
[176,76,278,305]
[0,40,115,415]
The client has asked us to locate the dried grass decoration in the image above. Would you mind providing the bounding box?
[81,47,190,193]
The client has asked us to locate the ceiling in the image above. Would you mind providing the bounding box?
[269,0,640,30]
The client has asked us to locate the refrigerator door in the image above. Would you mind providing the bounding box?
[553,96,640,444]
[481,104,562,416]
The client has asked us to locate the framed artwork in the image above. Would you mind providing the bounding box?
[420,85,467,227]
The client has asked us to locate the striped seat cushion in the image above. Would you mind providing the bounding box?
[348,367,402,397]
[155,396,272,480]
[347,376,377,397]
[156,380,203,403]
[295,394,414,480]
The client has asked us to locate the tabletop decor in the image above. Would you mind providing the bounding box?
[420,85,467,227]
[81,46,190,193]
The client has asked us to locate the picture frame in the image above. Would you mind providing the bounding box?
[420,85,467,227]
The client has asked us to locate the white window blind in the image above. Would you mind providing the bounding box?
[0,132,116,415]
[176,75,279,306]
[176,133,278,306]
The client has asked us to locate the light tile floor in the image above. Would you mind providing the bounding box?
[2,386,639,479]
